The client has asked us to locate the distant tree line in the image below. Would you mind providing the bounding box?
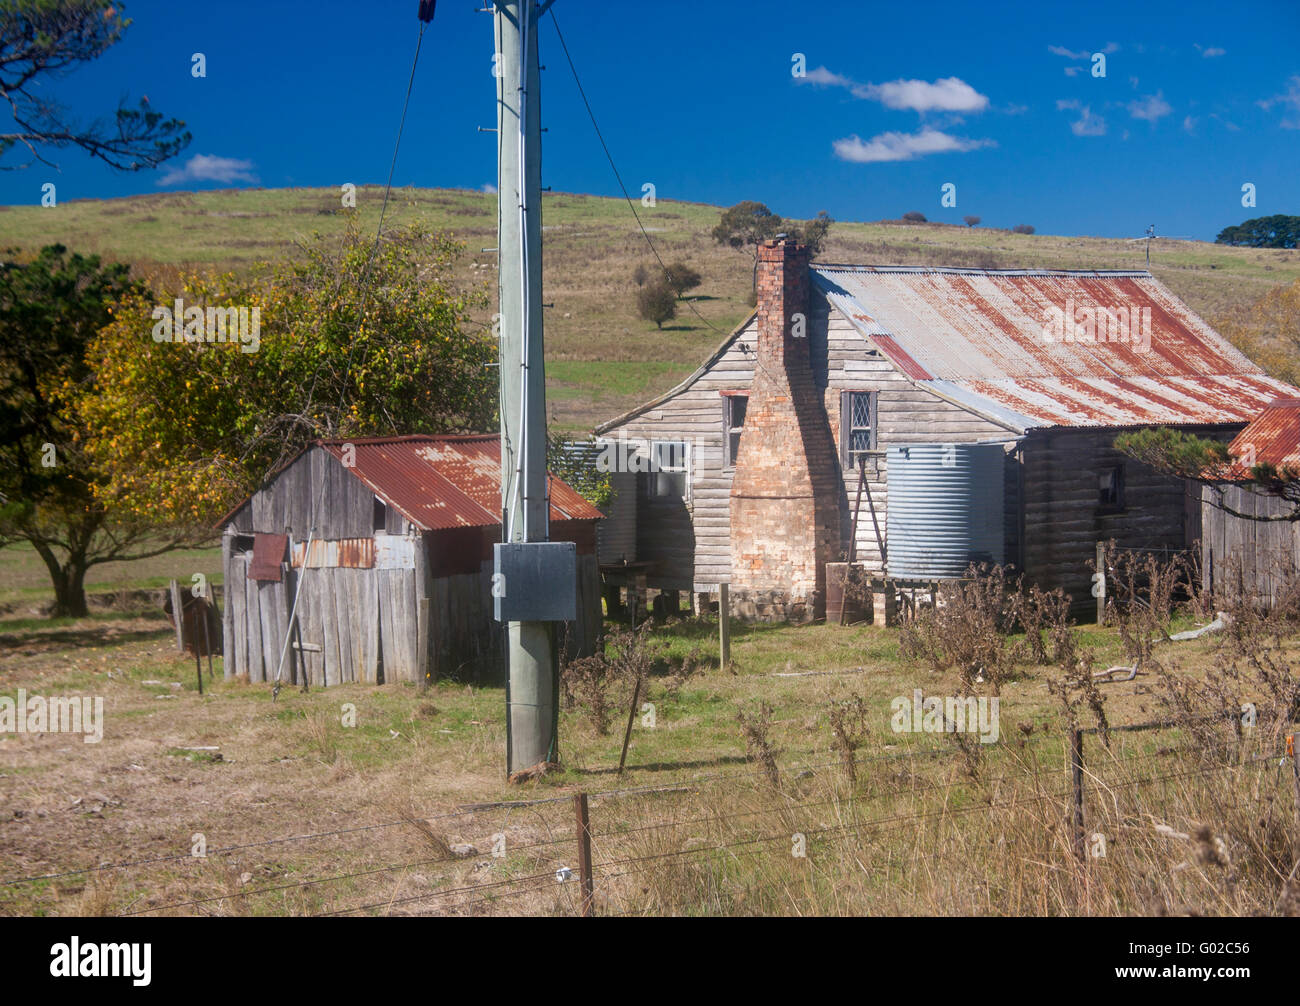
[1215,215,1300,249]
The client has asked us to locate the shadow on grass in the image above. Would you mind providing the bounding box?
[0,618,173,653]
[575,754,751,777]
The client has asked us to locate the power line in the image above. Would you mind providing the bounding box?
[547,8,724,337]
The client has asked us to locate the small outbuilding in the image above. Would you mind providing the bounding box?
[216,435,603,686]
[1200,398,1300,606]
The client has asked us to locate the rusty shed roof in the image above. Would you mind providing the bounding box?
[1225,398,1300,477]
[217,434,603,532]
[813,266,1299,431]
[317,435,603,531]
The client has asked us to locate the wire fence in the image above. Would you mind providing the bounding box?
[3,711,1293,918]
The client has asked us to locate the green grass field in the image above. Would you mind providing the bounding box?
[4,186,1298,431]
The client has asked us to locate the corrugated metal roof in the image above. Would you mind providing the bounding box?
[1226,398,1300,477]
[813,266,1299,431]
[314,435,604,531]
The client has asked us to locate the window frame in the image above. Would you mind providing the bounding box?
[721,391,748,470]
[648,439,690,501]
[1097,464,1126,513]
[839,390,879,470]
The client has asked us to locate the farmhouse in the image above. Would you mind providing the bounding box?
[1200,397,1300,606]
[595,239,1300,621]
[216,435,603,686]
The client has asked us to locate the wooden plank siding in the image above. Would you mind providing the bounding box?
[1019,428,1203,614]
[1201,483,1300,607]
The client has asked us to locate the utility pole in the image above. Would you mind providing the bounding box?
[495,0,560,775]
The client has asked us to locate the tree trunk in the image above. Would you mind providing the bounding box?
[55,561,89,618]
[31,540,90,618]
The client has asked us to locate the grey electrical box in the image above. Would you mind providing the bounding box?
[493,541,578,622]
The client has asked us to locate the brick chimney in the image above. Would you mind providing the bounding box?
[729,240,841,621]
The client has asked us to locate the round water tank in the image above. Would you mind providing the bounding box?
[886,444,1005,579]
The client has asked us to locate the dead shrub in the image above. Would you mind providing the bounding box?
[561,625,658,735]
[737,701,780,789]
[898,564,1017,693]
[826,694,869,785]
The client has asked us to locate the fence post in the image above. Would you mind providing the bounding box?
[573,792,594,917]
[418,597,431,691]
[1095,542,1106,625]
[617,674,642,776]
[1071,729,1086,860]
[169,578,185,653]
[1288,734,1300,854]
[719,583,731,671]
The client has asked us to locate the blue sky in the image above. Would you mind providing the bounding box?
[3,0,1298,241]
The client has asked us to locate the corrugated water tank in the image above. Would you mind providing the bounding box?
[886,444,1005,579]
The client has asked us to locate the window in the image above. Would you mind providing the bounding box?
[1098,465,1125,510]
[649,440,688,499]
[723,393,748,468]
[839,390,878,469]
[373,495,387,531]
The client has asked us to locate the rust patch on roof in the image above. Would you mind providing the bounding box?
[814,266,1300,429]
[1226,398,1300,477]
[305,434,603,532]
[870,335,933,381]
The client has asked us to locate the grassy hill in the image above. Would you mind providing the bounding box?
[3,186,1298,430]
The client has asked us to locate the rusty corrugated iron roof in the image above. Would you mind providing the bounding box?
[1225,398,1300,478]
[813,266,1300,431]
[315,434,603,531]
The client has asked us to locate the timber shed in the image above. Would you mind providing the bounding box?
[595,240,1300,621]
[217,435,603,686]
[1200,397,1300,606]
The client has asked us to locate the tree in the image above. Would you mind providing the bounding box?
[663,260,702,296]
[636,278,676,329]
[788,210,833,257]
[0,1,190,170]
[902,211,927,223]
[1114,427,1300,522]
[546,432,612,509]
[1215,215,1300,249]
[77,223,497,530]
[963,215,981,228]
[712,200,784,300]
[712,202,832,300]
[0,245,199,616]
[631,263,648,287]
[1013,224,1035,235]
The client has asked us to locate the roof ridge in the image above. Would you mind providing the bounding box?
[812,264,1152,277]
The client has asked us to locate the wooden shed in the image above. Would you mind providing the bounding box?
[216,435,603,686]
[1200,398,1300,606]
[594,241,1300,620]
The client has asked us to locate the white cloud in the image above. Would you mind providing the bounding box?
[1202,47,1225,58]
[481,183,497,194]
[1128,92,1172,122]
[802,65,853,88]
[859,76,989,112]
[1050,41,1118,60]
[1258,75,1300,129]
[833,128,995,163]
[1063,66,1083,77]
[1183,115,1198,133]
[1058,100,1106,136]
[157,154,258,187]
[798,67,989,113]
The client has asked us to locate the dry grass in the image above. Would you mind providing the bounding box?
[2,554,1298,916]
